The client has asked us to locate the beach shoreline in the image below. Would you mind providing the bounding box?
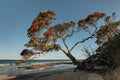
[0,68,104,80]
[0,60,105,80]
[0,68,73,80]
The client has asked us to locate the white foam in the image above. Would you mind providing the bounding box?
[0,62,75,75]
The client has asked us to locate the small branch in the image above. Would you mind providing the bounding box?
[59,46,67,54]
[64,29,74,40]
[64,28,78,40]
[62,37,69,52]
[70,34,94,52]
[70,27,97,52]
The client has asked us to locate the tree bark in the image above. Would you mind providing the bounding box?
[60,48,78,65]
[65,53,78,65]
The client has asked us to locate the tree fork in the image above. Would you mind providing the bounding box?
[60,47,78,65]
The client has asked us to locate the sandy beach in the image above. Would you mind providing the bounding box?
[0,68,104,80]
[0,75,16,80]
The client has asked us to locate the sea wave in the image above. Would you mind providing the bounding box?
[0,62,75,75]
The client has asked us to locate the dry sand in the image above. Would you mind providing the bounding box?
[0,75,16,80]
[40,70,104,80]
[0,68,104,80]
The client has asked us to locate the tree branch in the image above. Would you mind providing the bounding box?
[70,27,97,52]
[59,46,68,54]
[64,28,78,40]
[62,37,69,52]
[64,29,74,40]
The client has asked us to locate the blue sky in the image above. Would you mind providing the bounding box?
[0,0,120,59]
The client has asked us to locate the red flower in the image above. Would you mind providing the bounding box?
[94,12,100,14]
[79,19,86,23]
[43,32,47,35]
[99,12,106,17]
[39,20,44,24]
[29,27,33,32]
[106,16,111,19]
[43,30,53,36]
[78,19,86,26]
[28,25,39,32]
[46,10,53,13]
[37,17,42,21]
[87,14,94,19]
[100,12,106,15]
[105,16,111,22]
[92,12,106,18]
[32,25,39,30]
[27,28,31,32]
[48,30,53,35]
[32,18,38,25]
[33,25,38,29]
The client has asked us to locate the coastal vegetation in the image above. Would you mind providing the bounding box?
[20,10,120,80]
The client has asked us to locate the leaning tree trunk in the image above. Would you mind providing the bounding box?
[65,53,78,65]
[60,48,78,65]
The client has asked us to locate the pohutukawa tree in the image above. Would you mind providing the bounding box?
[21,10,120,65]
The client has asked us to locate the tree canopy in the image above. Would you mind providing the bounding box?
[21,10,120,65]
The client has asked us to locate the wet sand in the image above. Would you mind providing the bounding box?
[0,68,104,80]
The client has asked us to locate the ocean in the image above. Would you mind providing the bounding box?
[0,59,76,75]
[0,59,71,64]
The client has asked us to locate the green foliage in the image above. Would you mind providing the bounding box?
[25,10,108,53]
[96,21,120,45]
[78,12,106,31]
[23,10,120,64]
[20,49,34,60]
[25,10,77,53]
